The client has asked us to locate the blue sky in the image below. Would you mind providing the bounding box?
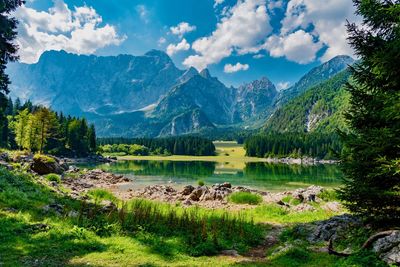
[14,0,358,87]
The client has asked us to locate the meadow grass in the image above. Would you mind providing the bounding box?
[0,166,386,266]
[44,173,61,183]
[228,192,263,205]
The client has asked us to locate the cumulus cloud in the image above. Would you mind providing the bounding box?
[170,22,196,38]
[277,81,290,90]
[166,39,190,56]
[224,62,249,73]
[277,0,359,61]
[183,0,271,70]
[263,30,322,64]
[14,0,125,64]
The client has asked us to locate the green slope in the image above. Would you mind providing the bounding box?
[265,70,351,133]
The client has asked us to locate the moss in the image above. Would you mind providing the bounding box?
[33,153,56,163]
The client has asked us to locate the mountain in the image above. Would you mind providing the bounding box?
[7,49,185,116]
[275,55,354,106]
[233,77,277,122]
[6,50,353,137]
[264,70,351,133]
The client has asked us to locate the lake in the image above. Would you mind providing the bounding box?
[79,160,343,192]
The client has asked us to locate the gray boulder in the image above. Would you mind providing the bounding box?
[373,231,400,265]
[31,155,64,175]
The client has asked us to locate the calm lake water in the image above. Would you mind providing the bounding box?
[79,160,343,192]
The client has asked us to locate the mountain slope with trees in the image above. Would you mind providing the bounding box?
[264,70,352,134]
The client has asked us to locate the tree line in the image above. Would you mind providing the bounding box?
[97,136,215,156]
[244,133,342,159]
[1,98,96,156]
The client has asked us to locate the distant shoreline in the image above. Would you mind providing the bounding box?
[114,155,338,165]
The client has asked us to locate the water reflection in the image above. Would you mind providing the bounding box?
[79,160,342,191]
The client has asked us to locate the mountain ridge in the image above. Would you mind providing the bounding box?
[6,50,354,137]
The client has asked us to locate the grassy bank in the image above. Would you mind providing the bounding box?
[0,166,386,266]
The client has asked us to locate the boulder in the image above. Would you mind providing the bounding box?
[291,203,315,212]
[188,186,209,201]
[373,231,400,265]
[308,214,362,243]
[100,200,117,213]
[31,155,64,175]
[181,185,195,195]
[220,250,239,257]
[293,186,324,202]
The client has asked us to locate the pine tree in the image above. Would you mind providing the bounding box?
[339,0,400,223]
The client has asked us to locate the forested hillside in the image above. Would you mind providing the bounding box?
[264,70,351,133]
[3,98,96,156]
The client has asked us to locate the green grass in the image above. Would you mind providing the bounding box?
[318,189,339,202]
[228,192,263,205]
[197,179,205,186]
[0,166,386,266]
[87,188,118,204]
[45,173,61,183]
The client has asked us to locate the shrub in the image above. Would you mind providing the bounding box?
[45,173,61,183]
[228,192,262,205]
[197,180,205,186]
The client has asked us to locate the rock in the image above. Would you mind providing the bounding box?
[308,214,362,243]
[373,231,400,265]
[0,152,9,162]
[292,186,324,202]
[221,182,232,188]
[220,250,239,257]
[100,200,117,213]
[68,210,80,217]
[188,186,209,201]
[43,204,64,215]
[0,161,13,170]
[181,185,195,195]
[291,203,315,212]
[67,165,80,173]
[322,202,342,212]
[182,199,193,206]
[31,155,64,175]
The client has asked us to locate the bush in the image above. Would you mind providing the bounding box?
[45,173,61,183]
[197,180,205,186]
[228,192,262,205]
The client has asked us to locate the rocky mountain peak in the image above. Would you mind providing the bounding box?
[199,68,212,79]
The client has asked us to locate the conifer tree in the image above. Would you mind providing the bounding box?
[339,0,400,223]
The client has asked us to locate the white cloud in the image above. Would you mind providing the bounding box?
[253,54,265,59]
[264,30,322,64]
[158,37,166,46]
[278,0,359,61]
[136,5,149,24]
[166,39,190,56]
[14,0,125,64]
[170,22,196,38]
[214,0,225,8]
[224,62,249,73]
[183,0,271,70]
[277,81,290,90]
